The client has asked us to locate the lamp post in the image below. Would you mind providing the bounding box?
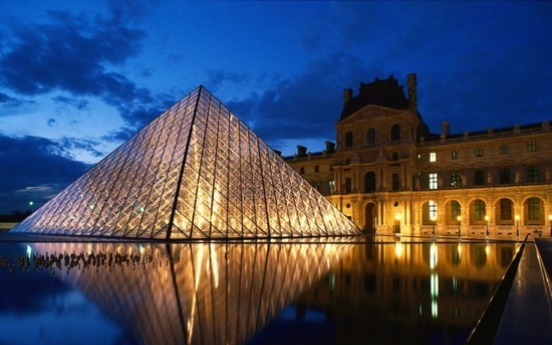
[456,215,462,237]
[485,215,489,238]
[430,214,437,237]
[515,214,520,239]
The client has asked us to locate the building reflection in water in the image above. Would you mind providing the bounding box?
[291,240,518,344]
[21,241,351,345]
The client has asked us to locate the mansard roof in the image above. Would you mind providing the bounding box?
[340,75,410,120]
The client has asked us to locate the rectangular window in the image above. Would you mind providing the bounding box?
[474,200,486,221]
[451,172,461,187]
[527,166,539,183]
[345,178,352,193]
[499,168,510,184]
[474,170,485,186]
[429,173,438,190]
[329,180,335,193]
[500,200,512,221]
[429,152,436,162]
[450,201,461,220]
[451,150,459,160]
[528,198,541,221]
[392,173,400,191]
[475,147,482,157]
[299,167,304,174]
[429,200,437,220]
[500,144,508,155]
[527,141,537,152]
[313,182,320,191]
[314,165,319,173]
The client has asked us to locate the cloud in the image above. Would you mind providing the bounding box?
[52,96,89,110]
[0,134,90,214]
[225,53,376,150]
[0,92,23,108]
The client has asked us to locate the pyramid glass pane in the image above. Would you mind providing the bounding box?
[12,86,361,239]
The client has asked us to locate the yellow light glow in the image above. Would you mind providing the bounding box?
[548,214,552,221]
[456,215,462,221]
[429,243,438,269]
[395,214,402,221]
[485,245,490,256]
[515,214,520,221]
[395,242,403,258]
[484,215,489,222]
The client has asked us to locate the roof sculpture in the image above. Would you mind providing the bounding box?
[13,86,360,239]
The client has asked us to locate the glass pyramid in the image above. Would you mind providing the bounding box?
[13,86,360,239]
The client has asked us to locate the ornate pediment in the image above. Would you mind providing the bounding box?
[339,104,402,125]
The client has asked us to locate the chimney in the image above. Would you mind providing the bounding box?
[343,88,353,104]
[441,121,450,139]
[297,145,307,157]
[407,73,417,112]
[325,141,336,154]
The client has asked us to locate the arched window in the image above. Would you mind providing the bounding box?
[364,172,376,193]
[345,131,353,147]
[391,124,401,141]
[367,128,376,145]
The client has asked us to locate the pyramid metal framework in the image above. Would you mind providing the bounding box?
[13,86,360,239]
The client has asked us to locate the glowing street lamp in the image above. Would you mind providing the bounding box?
[395,214,402,234]
[485,215,489,238]
[456,215,462,237]
[515,214,520,239]
[430,214,437,237]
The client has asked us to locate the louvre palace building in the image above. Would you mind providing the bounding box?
[284,74,552,237]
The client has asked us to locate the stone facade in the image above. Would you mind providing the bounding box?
[285,74,552,237]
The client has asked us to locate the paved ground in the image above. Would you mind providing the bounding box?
[493,236,552,344]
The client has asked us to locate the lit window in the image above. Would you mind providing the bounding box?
[429,200,437,219]
[451,150,459,160]
[475,147,482,157]
[451,172,461,187]
[450,200,461,220]
[429,152,436,162]
[500,144,508,155]
[527,141,537,152]
[329,180,335,193]
[429,173,438,190]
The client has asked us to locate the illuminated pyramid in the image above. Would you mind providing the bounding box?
[13,86,360,239]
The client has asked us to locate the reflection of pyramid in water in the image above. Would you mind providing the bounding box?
[14,86,360,239]
[30,241,351,345]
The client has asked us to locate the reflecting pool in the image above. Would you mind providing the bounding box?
[0,236,518,345]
